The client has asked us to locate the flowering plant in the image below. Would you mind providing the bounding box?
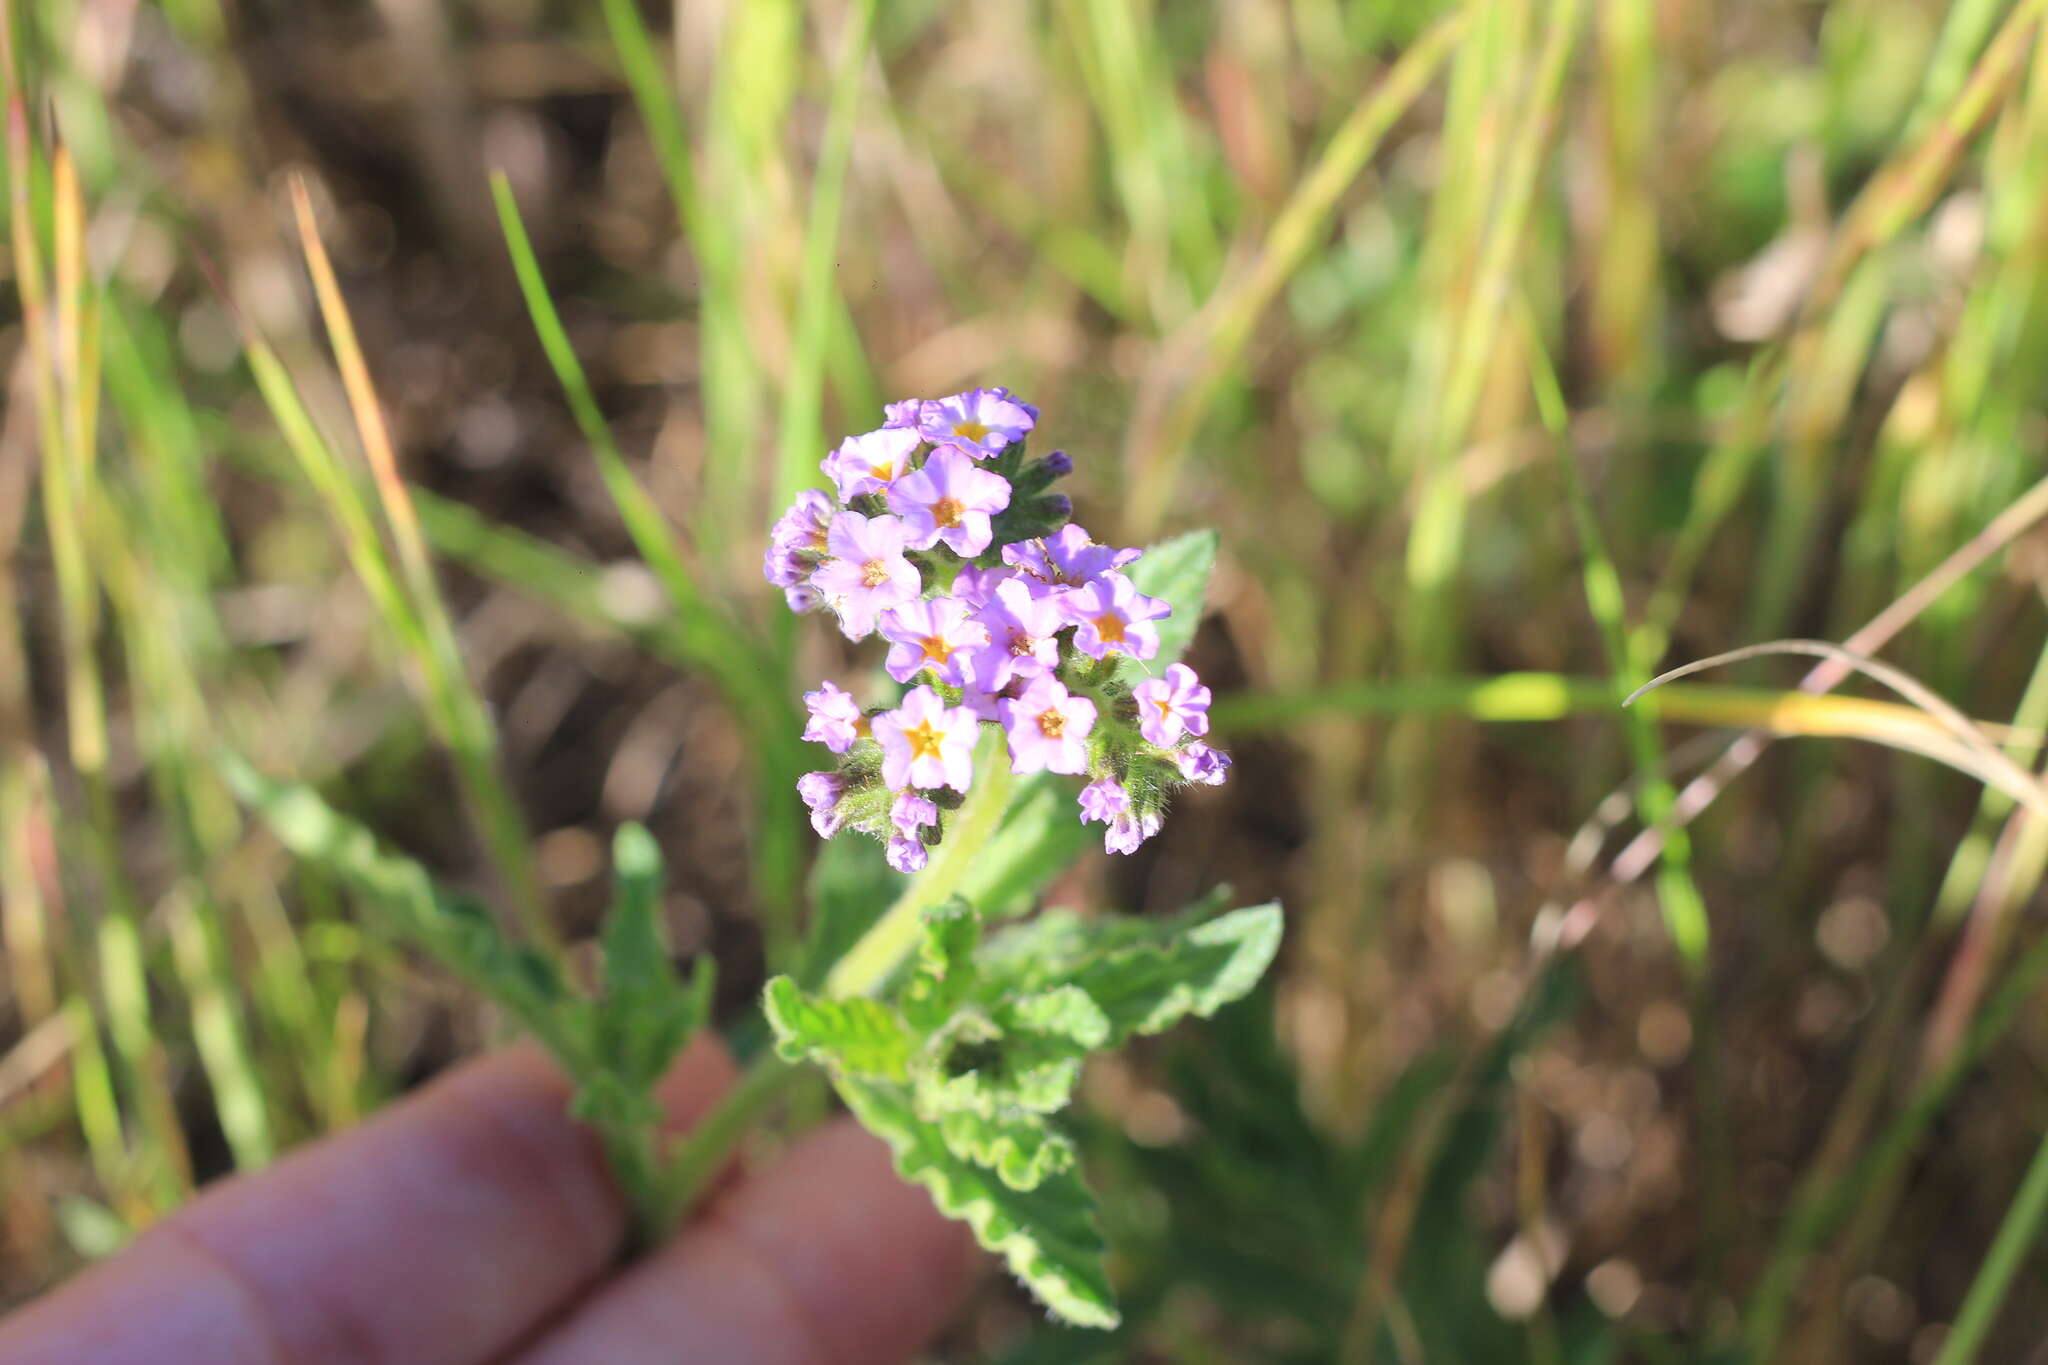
[758,390,1278,1327]
[767,388,1232,876]
[227,386,1278,1332]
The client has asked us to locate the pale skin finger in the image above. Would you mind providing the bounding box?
[0,1038,735,1365]
[514,1118,979,1365]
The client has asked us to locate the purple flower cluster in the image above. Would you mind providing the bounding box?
[770,389,1229,869]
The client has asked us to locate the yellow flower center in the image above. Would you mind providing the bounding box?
[903,718,945,759]
[1037,708,1066,739]
[861,559,892,588]
[867,460,895,482]
[918,635,953,664]
[1093,613,1127,644]
[952,419,991,443]
[1151,697,1173,719]
[930,497,965,528]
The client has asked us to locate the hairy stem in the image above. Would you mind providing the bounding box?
[651,728,1018,1235]
[824,729,1016,999]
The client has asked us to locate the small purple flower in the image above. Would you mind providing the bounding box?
[810,511,922,639]
[1078,777,1130,825]
[1061,572,1171,661]
[950,564,1015,609]
[1104,809,1163,856]
[1040,449,1073,478]
[917,388,1036,457]
[891,791,938,837]
[879,595,989,687]
[886,836,929,873]
[769,489,835,556]
[1132,663,1212,746]
[997,675,1097,777]
[764,490,836,606]
[883,399,924,429]
[797,771,847,838]
[1175,742,1232,786]
[886,446,1012,557]
[1002,524,1143,597]
[969,577,1065,692]
[802,681,866,753]
[871,685,979,792]
[823,426,922,501]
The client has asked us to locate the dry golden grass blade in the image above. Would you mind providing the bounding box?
[286,175,434,598]
[1629,640,2048,817]
[282,172,552,948]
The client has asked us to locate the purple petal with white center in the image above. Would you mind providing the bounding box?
[878,595,988,687]
[996,675,1096,776]
[811,511,921,639]
[1131,662,1212,746]
[968,577,1065,691]
[916,388,1036,456]
[1060,572,1170,661]
[870,685,979,792]
[823,426,922,501]
[885,447,1012,556]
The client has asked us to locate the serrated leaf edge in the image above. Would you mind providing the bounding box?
[837,1078,1120,1330]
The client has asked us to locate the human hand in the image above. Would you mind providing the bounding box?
[0,1039,977,1364]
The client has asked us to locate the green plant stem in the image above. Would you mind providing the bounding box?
[1932,1126,2048,1365]
[654,1049,799,1231]
[824,731,1016,1000]
[652,730,1018,1235]
[599,1121,668,1256]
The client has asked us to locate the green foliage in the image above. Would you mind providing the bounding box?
[764,894,1283,1328]
[763,979,916,1080]
[579,825,716,1126]
[218,756,574,1047]
[223,761,712,1216]
[1115,529,1218,685]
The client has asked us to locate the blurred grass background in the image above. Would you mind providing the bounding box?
[11,0,2048,1359]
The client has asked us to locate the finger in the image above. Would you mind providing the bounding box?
[0,1037,735,1365]
[515,1118,979,1365]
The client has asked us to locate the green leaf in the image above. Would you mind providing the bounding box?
[917,1030,1084,1118]
[220,754,573,1050]
[936,1109,1078,1191]
[980,902,1284,1045]
[796,831,898,985]
[838,1077,1120,1329]
[593,824,712,1090]
[603,823,670,1000]
[958,773,1094,918]
[1001,985,1112,1050]
[762,976,915,1081]
[1116,528,1218,685]
[902,898,981,1034]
